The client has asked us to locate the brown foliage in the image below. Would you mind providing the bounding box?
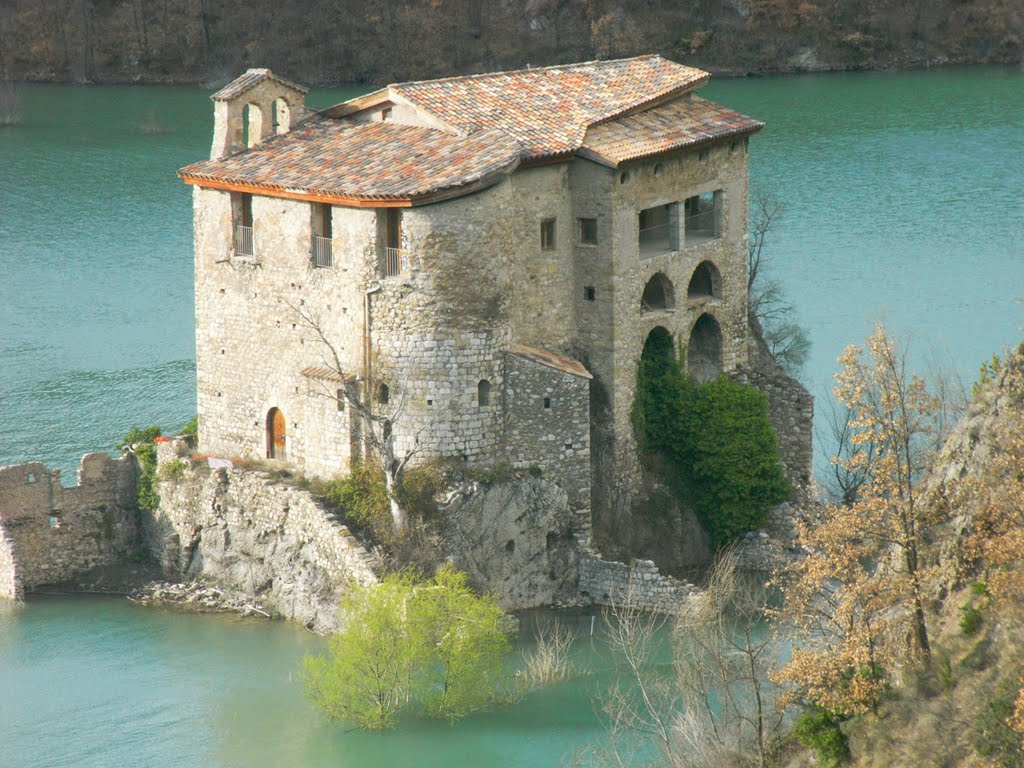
[776,325,943,715]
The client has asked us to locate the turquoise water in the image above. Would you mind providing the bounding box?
[0,597,627,768]
[2,69,1022,477]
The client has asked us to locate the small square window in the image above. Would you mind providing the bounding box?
[543,397,551,409]
[540,219,556,251]
[584,286,596,301]
[578,218,598,245]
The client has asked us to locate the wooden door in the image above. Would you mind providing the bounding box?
[267,408,286,459]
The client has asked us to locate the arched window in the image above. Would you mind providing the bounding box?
[242,102,263,148]
[477,379,491,407]
[377,382,390,405]
[272,98,290,135]
[687,260,722,300]
[640,272,676,313]
[687,313,723,383]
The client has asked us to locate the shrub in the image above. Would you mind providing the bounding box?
[631,332,789,547]
[158,459,187,482]
[959,604,983,636]
[119,425,162,510]
[316,462,392,541]
[301,565,513,728]
[972,681,1024,767]
[178,416,198,440]
[792,706,851,767]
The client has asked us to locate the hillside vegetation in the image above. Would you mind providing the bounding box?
[0,0,1020,85]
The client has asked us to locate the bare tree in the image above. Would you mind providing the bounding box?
[747,193,810,377]
[582,551,785,768]
[817,395,875,506]
[289,300,452,533]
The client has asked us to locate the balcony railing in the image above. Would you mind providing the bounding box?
[383,246,411,277]
[235,225,254,258]
[312,235,333,268]
[684,206,720,245]
[638,222,674,259]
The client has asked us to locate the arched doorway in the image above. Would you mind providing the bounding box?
[266,407,286,459]
[687,260,722,300]
[687,313,723,383]
[640,273,676,313]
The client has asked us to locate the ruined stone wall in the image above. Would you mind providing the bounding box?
[0,454,139,600]
[578,555,699,615]
[149,442,378,633]
[502,351,591,510]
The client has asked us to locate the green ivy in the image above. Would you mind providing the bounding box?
[119,425,162,510]
[631,330,789,548]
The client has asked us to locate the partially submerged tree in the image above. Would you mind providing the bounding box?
[302,565,513,729]
[778,324,943,715]
[585,550,786,768]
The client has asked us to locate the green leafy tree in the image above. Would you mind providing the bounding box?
[302,565,513,729]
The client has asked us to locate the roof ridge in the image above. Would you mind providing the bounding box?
[391,54,666,89]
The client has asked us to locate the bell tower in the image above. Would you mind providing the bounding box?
[208,68,309,160]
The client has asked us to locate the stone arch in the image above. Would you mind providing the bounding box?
[272,98,291,135]
[686,313,723,383]
[640,272,676,313]
[477,379,491,407]
[266,407,286,459]
[641,325,676,368]
[687,260,722,300]
[243,102,263,148]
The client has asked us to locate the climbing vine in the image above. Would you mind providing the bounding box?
[119,425,162,510]
[631,329,788,547]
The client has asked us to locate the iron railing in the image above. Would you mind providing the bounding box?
[235,225,254,258]
[383,246,411,277]
[684,205,720,244]
[638,221,674,257]
[312,235,333,268]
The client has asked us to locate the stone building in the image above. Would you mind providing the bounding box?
[179,56,772,531]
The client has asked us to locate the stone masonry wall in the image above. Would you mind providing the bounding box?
[502,351,591,511]
[149,441,378,633]
[0,453,139,600]
[737,314,814,490]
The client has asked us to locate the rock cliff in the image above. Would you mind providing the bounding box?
[1,0,1019,85]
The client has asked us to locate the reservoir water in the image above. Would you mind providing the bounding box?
[0,67,1022,765]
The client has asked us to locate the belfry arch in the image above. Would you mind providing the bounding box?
[686,313,723,383]
[687,260,722,300]
[640,273,676,313]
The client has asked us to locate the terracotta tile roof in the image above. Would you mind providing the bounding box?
[580,95,764,166]
[211,68,309,101]
[180,117,521,201]
[183,57,757,204]
[509,344,593,379]
[391,55,708,159]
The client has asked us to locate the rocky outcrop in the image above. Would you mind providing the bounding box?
[148,442,378,634]
[443,477,581,609]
